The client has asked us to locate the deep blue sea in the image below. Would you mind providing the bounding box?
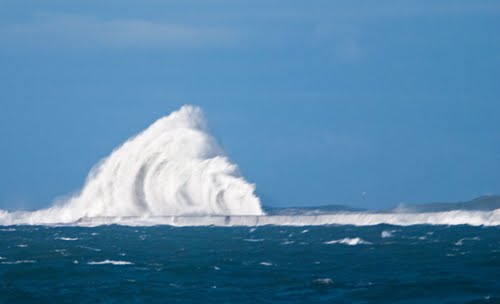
[0,225,498,303]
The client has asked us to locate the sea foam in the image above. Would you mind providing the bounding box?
[88,260,133,265]
[69,210,500,227]
[324,238,371,245]
[0,106,263,225]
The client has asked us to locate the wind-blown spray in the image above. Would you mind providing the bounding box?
[0,105,264,224]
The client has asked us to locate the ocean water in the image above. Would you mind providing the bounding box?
[0,224,498,303]
[1,107,498,302]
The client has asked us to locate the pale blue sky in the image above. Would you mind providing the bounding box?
[1,0,499,209]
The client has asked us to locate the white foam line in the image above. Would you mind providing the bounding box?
[56,237,79,241]
[63,209,500,227]
[87,260,133,265]
[1,260,36,264]
[324,237,371,245]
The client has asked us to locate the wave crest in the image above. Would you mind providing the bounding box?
[0,105,263,225]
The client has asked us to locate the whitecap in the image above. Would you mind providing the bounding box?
[78,245,101,252]
[455,237,480,246]
[324,237,371,246]
[0,228,16,231]
[313,278,334,285]
[243,238,264,242]
[87,260,133,265]
[56,237,79,241]
[260,262,273,266]
[381,230,393,238]
[54,249,68,256]
[2,260,36,264]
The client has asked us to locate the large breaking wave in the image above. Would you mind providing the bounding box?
[0,105,263,225]
[0,105,498,227]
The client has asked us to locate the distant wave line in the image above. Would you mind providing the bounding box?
[1,209,497,226]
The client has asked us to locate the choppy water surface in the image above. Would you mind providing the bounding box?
[0,225,498,303]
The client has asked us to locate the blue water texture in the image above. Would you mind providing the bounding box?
[0,224,498,303]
